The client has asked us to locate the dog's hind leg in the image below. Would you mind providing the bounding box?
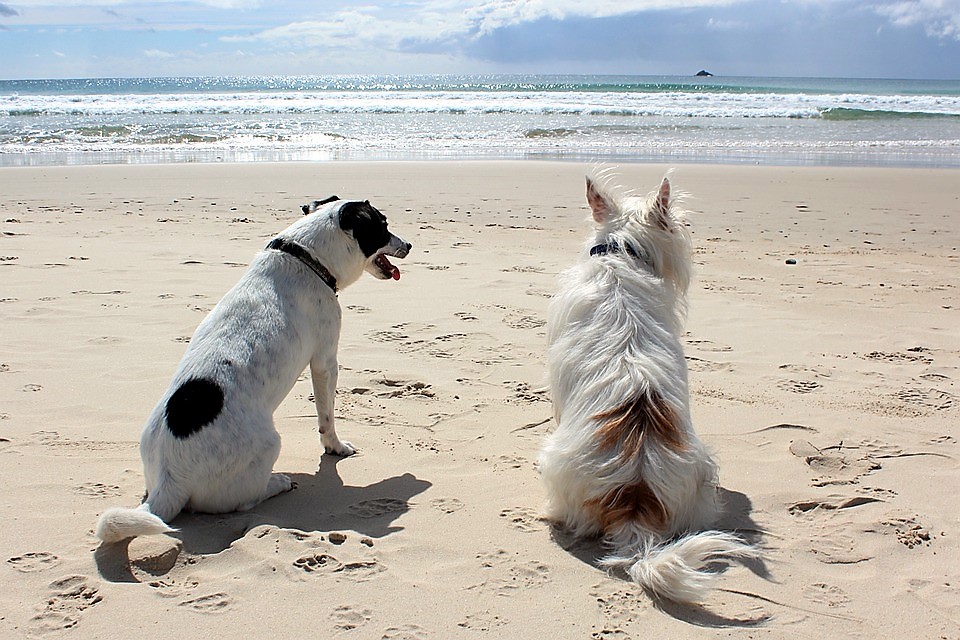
[188,423,292,513]
[310,355,355,456]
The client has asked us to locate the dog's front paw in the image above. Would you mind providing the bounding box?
[322,436,356,457]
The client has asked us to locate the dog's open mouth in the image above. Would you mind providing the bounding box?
[375,253,401,280]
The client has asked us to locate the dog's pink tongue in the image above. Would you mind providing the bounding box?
[391,265,401,280]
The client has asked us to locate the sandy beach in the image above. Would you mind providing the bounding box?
[1,161,958,638]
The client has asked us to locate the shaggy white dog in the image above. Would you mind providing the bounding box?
[539,174,753,603]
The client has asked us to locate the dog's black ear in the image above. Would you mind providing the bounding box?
[301,195,340,216]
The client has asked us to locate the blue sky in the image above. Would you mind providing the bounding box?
[2,0,959,80]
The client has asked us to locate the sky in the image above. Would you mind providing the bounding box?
[1,0,960,80]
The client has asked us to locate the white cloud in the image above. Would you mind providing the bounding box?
[706,16,745,30]
[222,0,747,50]
[873,0,960,40]
[9,0,260,6]
[143,48,174,58]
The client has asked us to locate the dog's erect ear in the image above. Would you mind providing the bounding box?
[301,195,340,216]
[651,178,672,231]
[586,177,615,223]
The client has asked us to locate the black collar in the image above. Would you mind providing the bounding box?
[590,240,655,271]
[590,240,638,259]
[266,237,338,294]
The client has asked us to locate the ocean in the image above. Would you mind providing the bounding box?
[2,75,960,167]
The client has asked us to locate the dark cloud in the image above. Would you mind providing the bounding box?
[0,3,20,17]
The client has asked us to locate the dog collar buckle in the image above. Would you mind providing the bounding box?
[266,237,338,294]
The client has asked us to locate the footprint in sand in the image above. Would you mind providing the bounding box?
[75,482,122,499]
[802,582,851,608]
[860,350,933,365]
[893,387,955,412]
[330,605,372,632]
[368,329,409,343]
[591,629,631,640]
[147,577,199,599]
[685,356,734,373]
[495,561,551,595]
[293,553,342,573]
[178,592,234,614]
[293,552,383,582]
[506,381,548,404]
[499,506,547,533]
[7,552,60,573]
[473,549,551,596]
[375,379,436,399]
[809,531,870,565]
[348,498,410,518]
[590,583,650,625]
[491,454,529,471]
[875,513,933,549]
[502,312,545,330]
[382,623,431,639]
[778,379,822,394]
[346,304,371,314]
[430,497,464,514]
[458,612,507,631]
[30,575,102,634]
[684,338,733,353]
[787,495,883,515]
[790,440,882,487]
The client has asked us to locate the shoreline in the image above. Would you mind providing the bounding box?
[1,160,958,638]
[3,148,960,169]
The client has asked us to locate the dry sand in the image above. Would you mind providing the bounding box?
[1,161,958,638]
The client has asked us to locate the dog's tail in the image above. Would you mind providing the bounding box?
[95,476,186,544]
[599,530,755,603]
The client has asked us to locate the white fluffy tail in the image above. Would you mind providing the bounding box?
[599,531,755,603]
[95,504,177,543]
[96,475,186,543]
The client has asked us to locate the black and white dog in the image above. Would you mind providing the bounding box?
[96,197,411,543]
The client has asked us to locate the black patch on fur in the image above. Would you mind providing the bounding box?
[165,378,224,439]
[338,200,390,258]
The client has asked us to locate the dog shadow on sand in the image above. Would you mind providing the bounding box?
[550,487,772,628]
[94,454,431,583]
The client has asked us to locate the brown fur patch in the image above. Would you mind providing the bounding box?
[584,389,687,534]
[592,388,687,459]
[585,479,669,533]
